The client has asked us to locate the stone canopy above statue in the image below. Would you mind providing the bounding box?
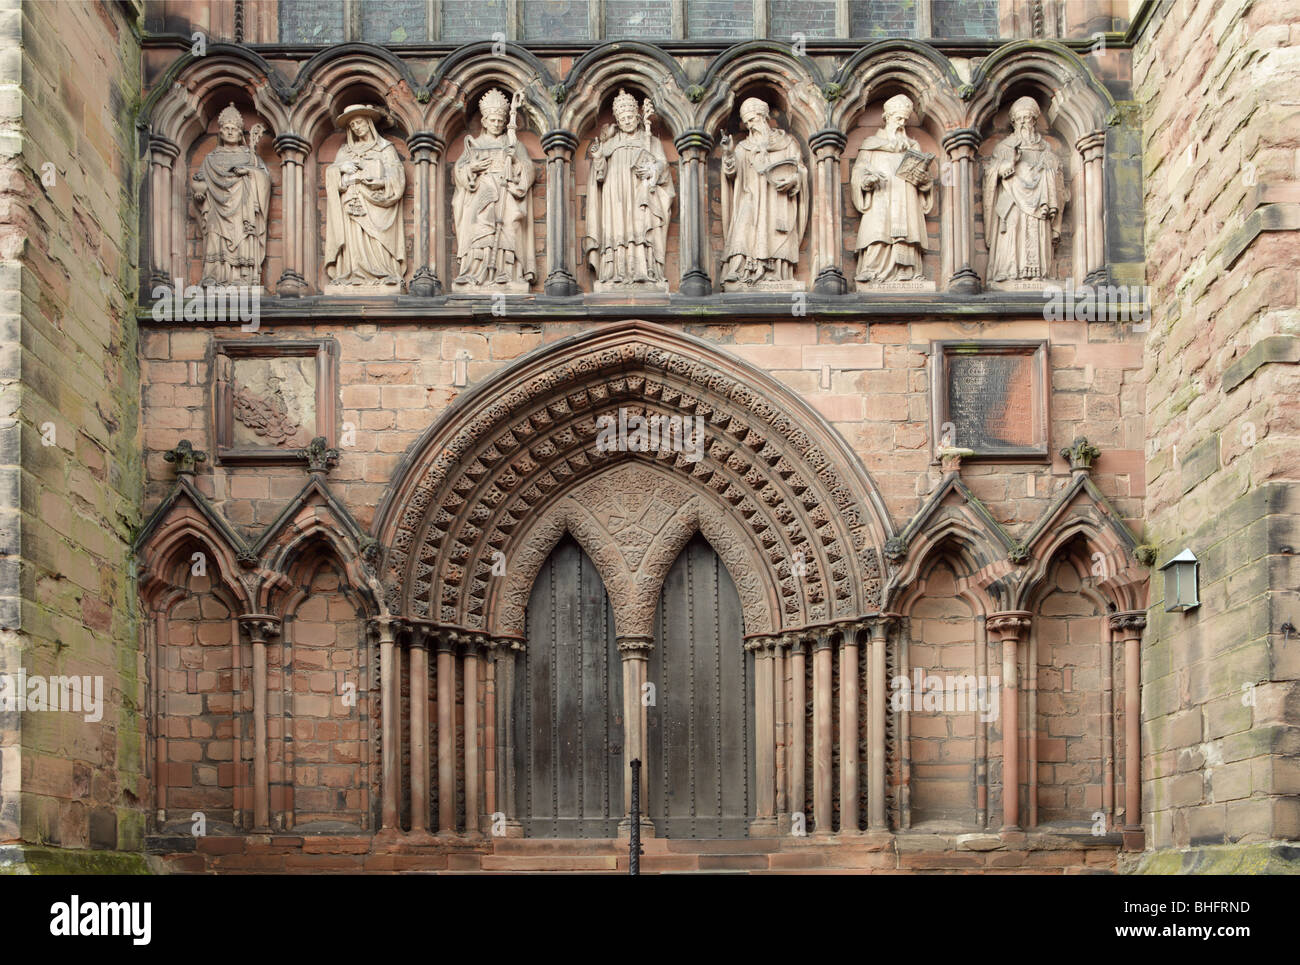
[146,40,1116,302]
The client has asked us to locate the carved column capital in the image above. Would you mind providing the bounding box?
[541,129,579,158]
[940,127,981,158]
[299,435,339,474]
[617,634,654,657]
[149,134,180,165]
[985,611,1032,642]
[674,129,713,157]
[1076,129,1107,160]
[1108,610,1148,635]
[407,131,445,161]
[809,127,847,159]
[272,132,311,160]
[238,613,281,644]
[1060,436,1101,475]
[869,613,899,641]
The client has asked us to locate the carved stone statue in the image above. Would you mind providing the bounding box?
[324,104,406,291]
[191,103,271,287]
[452,88,536,292]
[983,96,1068,286]
[582,89,675,292]
[719,97,808,291]
[850,94,935,289]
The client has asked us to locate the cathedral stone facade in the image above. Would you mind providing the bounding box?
[1,0,1297,874]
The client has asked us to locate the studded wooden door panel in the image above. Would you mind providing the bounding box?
[648,534,754,838]
[514,536,624,837]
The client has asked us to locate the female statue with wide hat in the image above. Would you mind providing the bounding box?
[324,104,407,291]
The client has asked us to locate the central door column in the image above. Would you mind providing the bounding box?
[618,634,653,837]
[749,636,778,835]
[435,629,458,836]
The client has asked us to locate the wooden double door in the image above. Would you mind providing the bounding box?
[514,534,753,837]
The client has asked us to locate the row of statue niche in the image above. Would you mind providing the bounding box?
[192,95,1065,293]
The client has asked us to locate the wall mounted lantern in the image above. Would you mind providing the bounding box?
[1159,549,1200,612]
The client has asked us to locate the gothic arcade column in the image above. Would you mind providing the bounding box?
[868,616,893,830]
[541,129,581,296]
[839,623,862,833]
[407,131,445,295]
[987,611,1031,830]
[462,633,485,835]
[435,629,458,835]
[941,128,981,294]
[1077,130,1107,285]
[273,132,310,296]
[148,134,180,289]
[1111,610,1147,848]
[675,129,713,295]
[408,625,433,840]
[810,128,849,295]
[238,614,280,832]
[493,636,525,837]
[787,634,807,831]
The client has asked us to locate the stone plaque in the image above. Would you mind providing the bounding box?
[932,341,1048,458]
[214,339,338,465]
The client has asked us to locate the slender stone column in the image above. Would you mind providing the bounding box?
[617,634,653,835]
[494,638,525,837]
[463,634,483,835]
[748,637,778,834]
[1077,130,1107,285]
[370,619,402,834]
[812,630,836,834]
[868,618,891,830]
[839,624,861,833]
[987,611,1031,830]
[435,630,458,835]
[272,133,310,296]
[1102,618,1116,829]
[788,635,807,831]
[941,128,982,294]
[674,129,713,295]
[407,131,445,295]
[773,636,788,821]
[810,128,849,294]
[407,625,432,839]
[238,614,280,832]
[147,135,180,290]
[1111,610,1147,847]
[541,130,581,295]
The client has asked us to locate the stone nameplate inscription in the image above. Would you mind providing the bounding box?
[932,341,1049,458]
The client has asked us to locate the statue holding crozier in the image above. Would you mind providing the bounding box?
[191,103,272,287]
[583,89,675,291]
[452,88,537,292]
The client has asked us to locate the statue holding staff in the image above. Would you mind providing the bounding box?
[191,103,272,287]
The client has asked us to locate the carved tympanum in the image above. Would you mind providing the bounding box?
[452,88,537,292]
[324,104,406,291]
[192,103,271,287]
[983,96,1067,287]
[583,89,675,292]
[719,97,808,291]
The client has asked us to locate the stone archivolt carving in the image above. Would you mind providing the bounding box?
[719,97,809,291]
[582,89,676,292]
[373,326,890,640]
[983,96,1068,288]
[452,88,537,293]
[324,104,407,292]
[498,465,774,638]
[850,94,935,290]
[191,103,272,287]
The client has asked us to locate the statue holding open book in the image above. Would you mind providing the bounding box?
[850,94,935,289]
